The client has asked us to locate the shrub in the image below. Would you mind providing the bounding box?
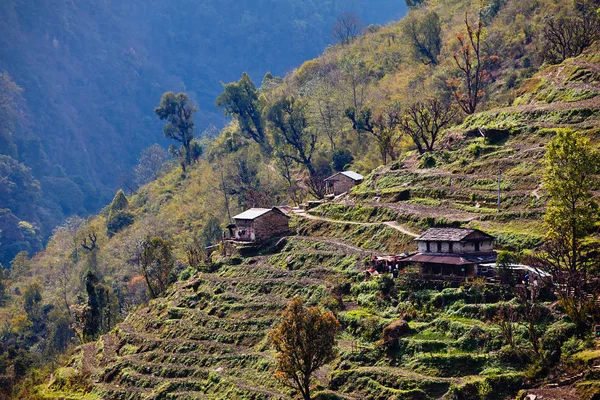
[331,149,354,172]
[541,321,578,365]
[444,373,524,400]
[497,345,532,368]
[106,211,134,236]
[382,319,411,350]
[419,153,436,168]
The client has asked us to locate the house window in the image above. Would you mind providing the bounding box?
[437,242,442,252]
[449,243,453,253]
[474,242,480,252]
[426,242,430,252]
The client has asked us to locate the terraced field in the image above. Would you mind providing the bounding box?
[38,44,600,400]
[42,233,563,400]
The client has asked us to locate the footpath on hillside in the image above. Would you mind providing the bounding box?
[292,208,420,238]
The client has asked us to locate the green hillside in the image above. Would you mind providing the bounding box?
[2,0,600,398]
[0,0,406,266]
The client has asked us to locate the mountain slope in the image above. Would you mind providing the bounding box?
[4,1,600,398]
[36,44,600,399]
[0,0,406,239]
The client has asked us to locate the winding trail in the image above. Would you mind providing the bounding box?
[292,209,420,238]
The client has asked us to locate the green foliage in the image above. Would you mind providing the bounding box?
[419,153,436,168]
[331,149,354,172]
[106,212,134,237]
[216,73,267,147]
[23,282,43,329]
[108,190,129,217]
[403,11,442,65]
[140,237,175,298]
[107,190,133,236]
[544,129,599,243]
[445,373,524,400]
[155,92,197,167]
[200,216,223,248]
[83,270,118,341]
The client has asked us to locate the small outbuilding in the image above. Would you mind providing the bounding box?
[400,228,497,279]
[230,207,290,242]
[325,171,364,196]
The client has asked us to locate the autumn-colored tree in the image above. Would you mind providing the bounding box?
[154,92,197,169]
[269,297,341,400]
[447,11,499,115]
[533,130,600,332]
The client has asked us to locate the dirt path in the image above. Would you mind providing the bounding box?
[293,209,420,237]
[284,235,389,256]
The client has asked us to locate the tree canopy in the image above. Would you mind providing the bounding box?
[154,92,197,168]
[269,297,341,400]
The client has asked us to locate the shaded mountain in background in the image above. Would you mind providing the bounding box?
[0,0,406,265]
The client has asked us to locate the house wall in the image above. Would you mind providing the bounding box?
[327,175,360,195]
[253,211,290,241]
[418,240,494,254]
[234,219,255,241]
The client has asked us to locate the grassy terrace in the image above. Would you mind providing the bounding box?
[39,228,600,400]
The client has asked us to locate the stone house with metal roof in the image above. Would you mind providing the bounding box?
[230,207,290,242]
[400,228,497,279]
[325,171,364,196]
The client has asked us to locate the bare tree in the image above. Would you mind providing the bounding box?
[493,305,518,349]
[516,284,542,355]
[305,74,344,151]
[81,233,97,251]
[346,103,404,164]
[267,97,325,198]
[447,12,499,115]
[134,144,171,187]
[332,12,365,45]
[400,98,459,154]
[541,10,600,64]
[339,56,371,114]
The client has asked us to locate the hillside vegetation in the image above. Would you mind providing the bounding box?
[2,0,600,398]
[0,0,406,266]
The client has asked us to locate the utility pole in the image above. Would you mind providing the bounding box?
[497,168,502,213]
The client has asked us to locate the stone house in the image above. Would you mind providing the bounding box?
[325,171,364,196]
[400,228,497,279]
[230,207,290,242]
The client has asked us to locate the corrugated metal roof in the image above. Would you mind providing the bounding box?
[479,263,551,278]
[341,171,364,181]
[400,254,475,265]
[325,171,364,181]
[417,228,494,242]
[233,208,272,220]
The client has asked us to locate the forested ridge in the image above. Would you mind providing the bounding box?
[0,0,405,266]
[1,0,600,398]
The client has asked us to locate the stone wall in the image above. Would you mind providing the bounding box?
[328,174,360,195]
[254,211,290,241]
